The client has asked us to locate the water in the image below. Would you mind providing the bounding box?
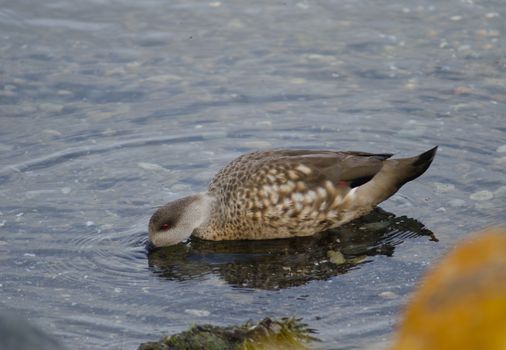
[0,0,505,349]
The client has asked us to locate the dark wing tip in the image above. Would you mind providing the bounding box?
[399,146,438,186]
[412,146,438,167]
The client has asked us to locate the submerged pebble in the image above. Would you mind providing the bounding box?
[290,78,307,85]
[327,250,346,265]
[38,103,64,113]
[42,129,62,137]
[485,12,500,19]
[470,190,494,201]
[56,89,73,96]
[255,120,272,127]
[448,199,466,208]
[138,162,169,172]
[453,86,473,96]
[497,145,506,153]
[360,221,391,231]
[433,182,456,193]
[185,309,210,317]
[379,291,399,300]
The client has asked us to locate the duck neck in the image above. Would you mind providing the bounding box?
[189,192,215,230]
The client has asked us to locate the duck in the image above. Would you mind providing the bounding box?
[148,146,437,247]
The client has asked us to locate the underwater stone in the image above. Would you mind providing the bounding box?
[448,199,466,208]
[184,309,210,317]
[327,250,346,265]
[138,162,169,172]
[379,291,399,299]
[469,190,494,201]
[496,145,506,153]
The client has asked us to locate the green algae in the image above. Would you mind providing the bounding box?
[138,317,317,350]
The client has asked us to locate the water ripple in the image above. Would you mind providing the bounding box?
[0,133,219,177]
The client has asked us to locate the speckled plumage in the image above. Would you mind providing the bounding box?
[149,147,437,246]
[191,148,436,241]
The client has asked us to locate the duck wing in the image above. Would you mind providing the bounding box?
[259,149,393,188]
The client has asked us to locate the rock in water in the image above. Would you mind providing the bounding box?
[392,227,506,350]
[0,309,67,350]
[138,317,317,350]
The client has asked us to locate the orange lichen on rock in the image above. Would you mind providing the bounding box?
[392,227,506,350]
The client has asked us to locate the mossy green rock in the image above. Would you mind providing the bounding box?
[138,317,317,350]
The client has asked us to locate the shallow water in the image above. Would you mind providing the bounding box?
[0,0,505,349]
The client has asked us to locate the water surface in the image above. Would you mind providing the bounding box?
[1,0,505,349]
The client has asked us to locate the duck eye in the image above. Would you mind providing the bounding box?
[160,223,170,230]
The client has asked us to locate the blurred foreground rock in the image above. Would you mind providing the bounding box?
[392,227,506,350]
[0,309,66,350]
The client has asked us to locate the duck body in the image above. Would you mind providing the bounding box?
[148,147,437,247]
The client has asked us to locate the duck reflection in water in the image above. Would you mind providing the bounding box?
[147,208,437,290]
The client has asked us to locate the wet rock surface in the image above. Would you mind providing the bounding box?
[138,317,316,350]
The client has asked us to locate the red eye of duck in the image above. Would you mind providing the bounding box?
[160,223,170,230]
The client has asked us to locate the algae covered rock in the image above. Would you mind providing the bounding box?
[138,317,317,350]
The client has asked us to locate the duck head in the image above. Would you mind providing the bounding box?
[148,193,213,247]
